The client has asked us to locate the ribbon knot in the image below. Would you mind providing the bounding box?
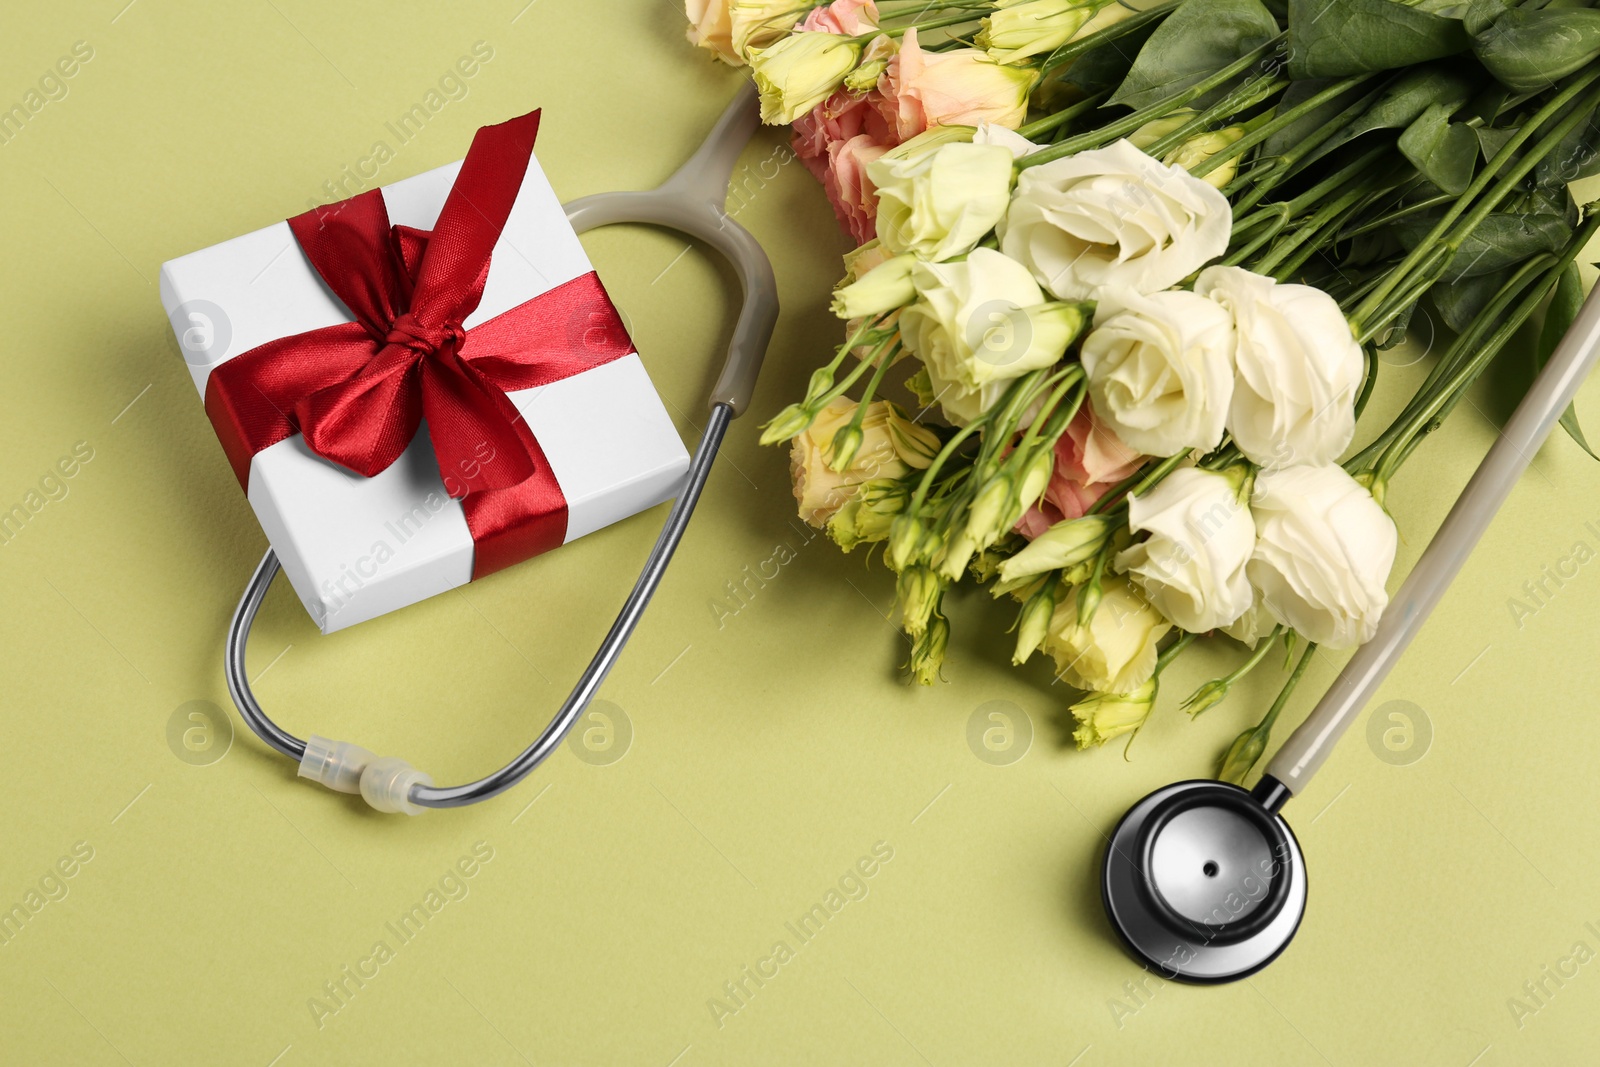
[201,107,637,580]
[385,312,465,358]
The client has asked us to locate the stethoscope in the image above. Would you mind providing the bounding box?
[219,83,1600,984]
[223,85,777,815]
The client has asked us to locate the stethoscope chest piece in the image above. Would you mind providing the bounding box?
[1101,780,1305,982]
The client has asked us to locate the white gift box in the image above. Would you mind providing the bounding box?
[160,153,689,633]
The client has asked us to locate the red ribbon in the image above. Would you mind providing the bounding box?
[204,109,635,579]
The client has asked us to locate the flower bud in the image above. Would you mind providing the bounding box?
[1069,680,1157,748]
[844,35,895,91]
[731,0,814,62]
[1016,448,1054,514]
[1075,570,1103,629]
[887,513,926,571]
[997,513,1116,583]
[897,565,941,636]
[978,0,1102,64]
[760,402,816,445]
[827,421,864,472]
[804,366,835,403]
[1128,109,1200,151]
[831,253,918,319]
[828,479,906,551]
[1217,727,1267,785]
[1165,127,1245,190]
[937,528,979,581]
[1013,582,1056,665]
[1180,678,1229,718]
[965,473,1015,550]
[750,32,862,125]
[909,609,950,685]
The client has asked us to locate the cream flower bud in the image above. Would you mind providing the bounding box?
[1114,467,1256,634]
[1126,111,1245,189]
[832,253,918,319]
[1165,127,1244,189]
[1217,726,1267,785]
[867,140,1015,262]
[731,0,813,61]
[1070,679,1158,748]
[910,608,949,685]
[900,249,1090,426]
[978,0,1102,64]
[897,565,941,635]
[750,32,862,124]
[1248,464,1397,649]
[1044,576,1170,694]
[937,528,980,580]
[791,398,941,525]
[828,478,906,551]
[965,473,1020,550]
[844,33,895,91]
[1017,448,1054,512]
[998,512,1116,582]
[1000,139,1231,300]
[1127,110,1200,151]
[1081,287,1236,458]
[1195,266,1364,469]
[1013,582,1056,664]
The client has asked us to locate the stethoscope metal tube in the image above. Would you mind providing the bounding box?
[222,85,776,815]
[1103,279,1600,982]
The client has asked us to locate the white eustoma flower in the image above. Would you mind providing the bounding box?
[867,139,1016,262]
[998,138,1231,300]
[899,248,1087,425]
[1115,467,1255,633]
[1079,286,1236,457]
[1196,266,1364,468]
[1248,464,1397,649]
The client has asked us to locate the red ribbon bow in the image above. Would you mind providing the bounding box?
[204,109,635,578]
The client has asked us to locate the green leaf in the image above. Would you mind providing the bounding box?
[1063,20,1161,94]
[1300,61,1478,170]
[1398,101,1477,194]
[1535,263,1598,460]
[1473,123,1519,162]
[1534,103,1600,189]
[1429,267,1509,332]
[1473,9,1600,92]
[1447,214,1570,281]
[1108,0,1281,110]
[1288,0,1472,78]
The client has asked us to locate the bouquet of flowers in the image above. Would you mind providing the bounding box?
[685,0,1600,780]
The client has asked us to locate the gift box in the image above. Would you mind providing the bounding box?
[160,111,690,633]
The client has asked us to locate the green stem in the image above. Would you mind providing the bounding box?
[1019,34,1286,170]
[1156,631,1197,673]
[1373,215,1599,482]
[1124,449,1193,499]
[1192,74,1370,179]
[1139,74,1288,160]
[1018,90,1110,140]
[1256,642,1318,737]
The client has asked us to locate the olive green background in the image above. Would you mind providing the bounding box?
[3,2,1600,1064]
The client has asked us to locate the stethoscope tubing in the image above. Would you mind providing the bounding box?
[225,404,731,807]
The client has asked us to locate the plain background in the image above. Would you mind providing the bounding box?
[2,2,1600,1064]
